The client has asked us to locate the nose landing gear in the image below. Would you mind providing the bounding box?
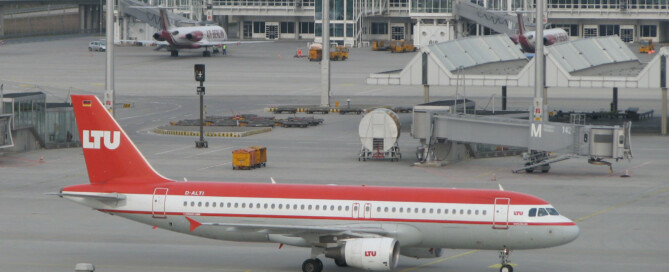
[499,247,513,272]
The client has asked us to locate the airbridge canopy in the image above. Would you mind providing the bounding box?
[367,35,669,89]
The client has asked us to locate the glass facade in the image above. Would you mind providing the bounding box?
[410,0,452,13]
[3,92,79,149]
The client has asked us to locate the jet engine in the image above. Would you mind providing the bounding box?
[185,31,204,42]
[400,247,444,259]
[325,238,399,271]
[153,32,166,41]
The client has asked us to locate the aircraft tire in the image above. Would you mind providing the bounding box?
[500,264,513,272]
[302,258,323,272]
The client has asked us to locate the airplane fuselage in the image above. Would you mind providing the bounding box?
[160,25,228,49]
[518,28,569,53]
[63,182,579,251]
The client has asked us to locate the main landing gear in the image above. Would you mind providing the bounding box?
[202,50,212,57]
[301,258,323,272]
[499,247,513,272]
[170,50,179,57]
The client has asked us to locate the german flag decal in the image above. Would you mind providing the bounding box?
[82,100,92,107]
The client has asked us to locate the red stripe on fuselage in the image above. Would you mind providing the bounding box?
[98,209,576,226]
[64,182,549,205]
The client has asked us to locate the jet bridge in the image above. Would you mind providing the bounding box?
[413,106,632,173]
[453,0,528,36]
[0,114,13,149]
[119,0,200,30]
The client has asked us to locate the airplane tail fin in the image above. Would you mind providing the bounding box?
[159,8,172,31]
[516,13,524,36]
[71,95,171,185]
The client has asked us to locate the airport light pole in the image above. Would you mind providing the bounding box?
[534,0,546,122]
[104,0,115,117]
[320,0,330,107]
[194,64,208,148]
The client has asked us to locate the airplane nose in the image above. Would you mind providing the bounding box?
[559,223,580,245]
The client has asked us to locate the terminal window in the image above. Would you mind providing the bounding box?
[371,22,388,35]
[640,25,657,37]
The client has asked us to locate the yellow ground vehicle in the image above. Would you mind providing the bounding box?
[372,40,389,51]
[249,145,267,167]
[232,148,257,170]
[639,39,654,53]
[308,44,349,61]
[329,46,349,60]
[389,40,416,53]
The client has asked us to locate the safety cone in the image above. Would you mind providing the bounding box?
[620,169,631,178]
[491,173,497,181]
[39,156,45,163]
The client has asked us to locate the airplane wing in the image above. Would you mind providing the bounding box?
[185,217,387,237]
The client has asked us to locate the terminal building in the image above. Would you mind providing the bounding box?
[121,0,669,47]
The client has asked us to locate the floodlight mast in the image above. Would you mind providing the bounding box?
[105,0,115,117]
[534,0,546,122]
[320,0,331,107]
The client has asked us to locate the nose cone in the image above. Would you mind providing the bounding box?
[553,222,580,247]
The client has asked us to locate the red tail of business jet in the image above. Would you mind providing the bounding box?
[57,95,579,272]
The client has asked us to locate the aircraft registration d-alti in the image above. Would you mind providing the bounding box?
[511,13,569,53]
[54,95,579,272]
[151,8,259,57]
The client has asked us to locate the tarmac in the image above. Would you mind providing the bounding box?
[1,35,668,272]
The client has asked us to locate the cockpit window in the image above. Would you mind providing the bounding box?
[546,208,560,216]
[538,208,548,217]
[529,208,537,217]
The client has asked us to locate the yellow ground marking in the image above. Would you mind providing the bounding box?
[91,83,104,86]
[400,250,480,272]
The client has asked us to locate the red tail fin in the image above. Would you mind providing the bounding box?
[159,8,172,31]
[71,95,171,184]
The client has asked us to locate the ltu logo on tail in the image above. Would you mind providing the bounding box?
[83,130,121,150]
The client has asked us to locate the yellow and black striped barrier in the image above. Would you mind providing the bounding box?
[153,127,272,138]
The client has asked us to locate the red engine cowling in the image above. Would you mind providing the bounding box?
[153,32,167,41]
[185,31,204,42]
[400,247,444,259]
[325,238,400,271]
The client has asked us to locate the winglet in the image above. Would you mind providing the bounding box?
[271,177,276,184]
[498,184,505,191]
[185,217,202,232]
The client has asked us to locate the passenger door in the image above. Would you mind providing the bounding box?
[152,188,168,218]
[493,198,510,229]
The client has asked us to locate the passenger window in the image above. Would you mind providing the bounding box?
[529,208,537,217]
[278,204,282,209]
[331,205,335,210]
[198,202,202,207]
[538,208,548,217]
[345,206,350,211]
[437,209,441,214]
[399,208,403,213]
[205,202,209,207]
[264,203,268,209]
[429,208,433,214]
[234,203,238,208]
[452,209,456,214]
[285,204,289,210]
[315,205,319,211]
[338,205,342,211]
[384,207,389,212]
[271,204,275,209]
[248,203,253,208]
[301,204,305,210]
[445,209,449,214]
[475,210,479,215]
[242,203,246,208]
[467,209,471,215]
[482,210,487,215]
[422,208,426,213]
[309,205,313,210]
[212,202,217,207]
[392,207,396,212]
[459,209,464,215]
[183,201,187,207]
[294,204,299,210]
[415,208,419,213]
[407,207,411,213]
[227,203,232,208]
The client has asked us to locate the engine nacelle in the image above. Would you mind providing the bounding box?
[400,247,444,259]
[153,32,166,42]
[185,31,204,42]
[325,238,399,271]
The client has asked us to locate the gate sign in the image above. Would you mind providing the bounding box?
[533,98,543,121]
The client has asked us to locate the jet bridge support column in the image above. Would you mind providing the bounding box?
[0,5,4,37]
[662,87,667,135]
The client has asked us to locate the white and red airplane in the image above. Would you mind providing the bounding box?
[152,8,241,57]
[54,95,579,272]
[510,13,569,53]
